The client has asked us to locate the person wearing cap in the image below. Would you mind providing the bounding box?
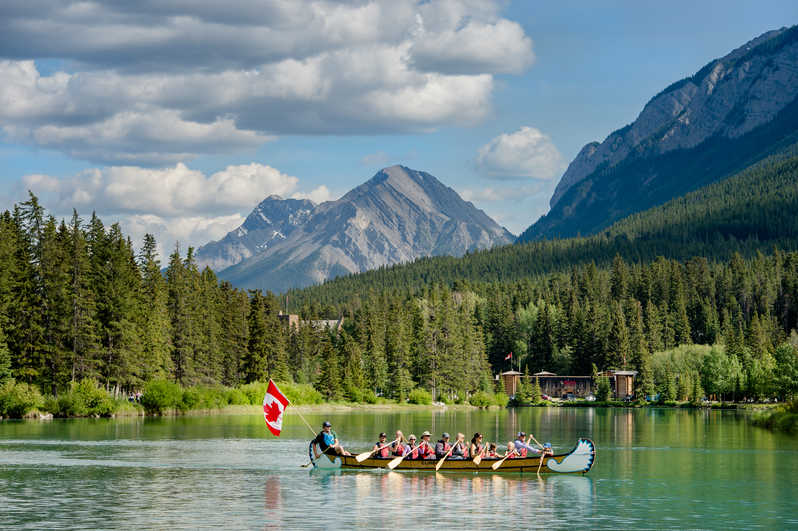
[435,432,452,459]
[312,420,350,458]
[513,431,540,458]
[450,432,467,460]
[372,432,392,458]
[418,431,435,459]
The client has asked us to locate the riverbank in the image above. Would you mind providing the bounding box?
[751,400,798,433]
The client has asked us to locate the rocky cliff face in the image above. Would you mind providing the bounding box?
[195,196,314,271]
[522,26,798,242]
[208,165,514,291]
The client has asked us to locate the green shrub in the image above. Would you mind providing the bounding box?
[361,389,378,404]
[46,379,116,417]
[437,393,453,405]
[408,388,432,405]
[238,382,268,405]
[279,382,323,405]
[469,391,493,408]
[0,379,44,418]
[596,376,612,401]
[141,379,182,414]
[225,388,249,405]
[493,392,509,408]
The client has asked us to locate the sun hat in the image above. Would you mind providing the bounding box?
[408,434,417,440]
[421,431,431,437]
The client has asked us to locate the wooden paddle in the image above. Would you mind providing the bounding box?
[472,442,487,466]
[356,438,399,462]
[435,441,456,471]
[387,440,427,470]
[491,449,518,470]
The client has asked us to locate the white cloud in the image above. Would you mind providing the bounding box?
[476,126,564,180]
[14,161,332,259]
[21,162,301,217]
[0,1,534,164]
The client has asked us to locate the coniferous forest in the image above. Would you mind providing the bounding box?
[1,145,798,416]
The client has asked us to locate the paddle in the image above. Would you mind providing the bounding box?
[472,442,487,466]
[491,449,518,470]
[435,440,456,471]
[356,438,399,462]
[387,440,428,470]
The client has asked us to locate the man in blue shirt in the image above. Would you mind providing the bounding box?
[513,431,541,457]
[312,421,351,457]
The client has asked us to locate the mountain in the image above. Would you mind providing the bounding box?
[519,25,798,242]
[287,141,798,309]
[195,196,315,271]
[203,165,515,291]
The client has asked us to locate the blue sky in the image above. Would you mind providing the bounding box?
[1,0,796,257]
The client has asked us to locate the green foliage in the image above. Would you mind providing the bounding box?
[596,376,612,402]
[530,377,542,404]
[752,399,798,433]
[468,390,493,408]
[408,388,433,405]
[0,379,44,418]
[492,391,509,408]
[140,379,182,414]
[49,379,116,417]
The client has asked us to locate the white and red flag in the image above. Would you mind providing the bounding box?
[263,379,289,436]
[505,352,513,361]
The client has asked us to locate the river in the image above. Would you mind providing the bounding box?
[1,407,796,530]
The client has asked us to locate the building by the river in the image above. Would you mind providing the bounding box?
[500,369,638,400]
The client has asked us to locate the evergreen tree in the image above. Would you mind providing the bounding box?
[0,325,12,384]
[67,211,101,383]
[315,331,341,400]
[531,376,542,404]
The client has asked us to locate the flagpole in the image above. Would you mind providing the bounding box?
[289,401,318,437]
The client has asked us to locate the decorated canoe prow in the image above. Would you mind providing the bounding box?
[309,439,595,474]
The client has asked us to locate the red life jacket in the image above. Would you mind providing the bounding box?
[420,441,435,459]
[517,447,527,458]
[393,442,405,456]
[408,445,419,459]
[376,442,391,458]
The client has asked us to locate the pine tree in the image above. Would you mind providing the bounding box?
[316,331,341,400]
[531,376,542,404]
[608,301,630,369]
[243,290,269,383]
[138,233,172,383]
[0,325,12,384]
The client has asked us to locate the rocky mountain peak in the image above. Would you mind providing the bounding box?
[206,165,515,291]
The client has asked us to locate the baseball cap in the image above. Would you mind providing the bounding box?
[322,421,332,427]
[442,432,450,438]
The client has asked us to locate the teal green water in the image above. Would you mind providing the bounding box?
[1,408,796,530]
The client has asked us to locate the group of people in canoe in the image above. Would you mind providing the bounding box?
[311,420,553,462]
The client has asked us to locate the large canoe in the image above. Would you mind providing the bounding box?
[310,439,595,474]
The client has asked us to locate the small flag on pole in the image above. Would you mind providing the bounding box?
[263,379,289,437]
[504,352,513,361]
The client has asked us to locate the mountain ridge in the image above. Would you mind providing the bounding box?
[520,25,798,242]
[197,165,514,291]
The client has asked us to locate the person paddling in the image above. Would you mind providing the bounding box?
[435,433,452,459]
[470,432,485,460]
[418,431,435,460]
[513,431,540,457]
[486,442,498,458]
[504,441,518,459]
[450,433,467,460]
[392,430,407,456]
[372,432,392,458]
[405,434,419,459]
[312,421,351,458]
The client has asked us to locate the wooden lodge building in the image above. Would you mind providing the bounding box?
[500,370,638,400]
[277,311,344,333]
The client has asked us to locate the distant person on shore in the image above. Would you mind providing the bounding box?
[373,432,391,458]
[312,421,351,458]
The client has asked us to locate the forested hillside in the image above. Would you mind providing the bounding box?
[2,143,798,405]
[288,143,798,311]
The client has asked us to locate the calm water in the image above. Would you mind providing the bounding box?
[1,407,797,530]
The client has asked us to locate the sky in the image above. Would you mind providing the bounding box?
[1,0,796,260]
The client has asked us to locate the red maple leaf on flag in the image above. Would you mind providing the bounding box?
[264,400,282,424]
[263,379,289,436]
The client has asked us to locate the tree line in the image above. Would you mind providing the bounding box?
[1,192,798,403]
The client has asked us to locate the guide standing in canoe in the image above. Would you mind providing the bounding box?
[312,421,351,457]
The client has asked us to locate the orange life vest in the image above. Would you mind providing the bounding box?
[376,442,391,458]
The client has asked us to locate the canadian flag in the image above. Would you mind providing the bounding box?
[505,352,513,361]
[263,379,290,436]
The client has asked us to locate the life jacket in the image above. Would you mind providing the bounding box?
[376,442,391,458]
[451,442,465,458]
[392,442,405,456]
[408,445,419,459]
[420,441,435,459]
[487,450,497,458]
[472,443,483,458]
